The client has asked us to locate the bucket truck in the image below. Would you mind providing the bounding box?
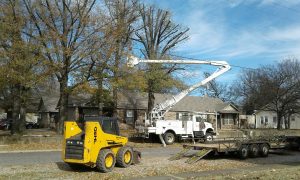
[127,55,231,146]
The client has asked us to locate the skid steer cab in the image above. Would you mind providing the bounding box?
[63,116,141,173]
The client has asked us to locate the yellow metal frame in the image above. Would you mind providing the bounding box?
[63,121,128,166]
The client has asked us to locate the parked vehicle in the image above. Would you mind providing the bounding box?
[0,119,11,130]
[26,121,39,129]
[0,119,39,130]
[169,135,300,164]
[128,55,231,145]
[63,116,141,173]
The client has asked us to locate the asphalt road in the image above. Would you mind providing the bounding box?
[1,147,300,167]
[0,147,180,166]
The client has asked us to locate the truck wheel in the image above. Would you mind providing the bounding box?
[205,133,213,142]
[116,146,133,168]
[249,144,259,158]
[238,145,248,159]
[26,124,33,129]
[96,149,116,173]
[164,132,175,145]
[259,144,269,157]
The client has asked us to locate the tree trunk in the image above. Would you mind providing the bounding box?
[57,75,69,134]
[112,46,121,118]
[97,77,104,116]
[147,80,155,118]
[11,84,20,135]
[10,84,29,134]
[19,102,26,132]
[277,113,282,130]
[287,114,291,129]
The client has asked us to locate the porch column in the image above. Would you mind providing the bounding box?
[215,111,218,135]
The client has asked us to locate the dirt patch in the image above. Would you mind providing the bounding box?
[0,155,255,180]
[203,165,300,180]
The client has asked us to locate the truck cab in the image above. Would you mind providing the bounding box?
[137,112,215,145]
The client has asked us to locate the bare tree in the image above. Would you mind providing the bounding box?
[23,0,102,133]
[134,5,189,114]
[235,59,300,129]
[103,0,139,117]
[202,72,232,102]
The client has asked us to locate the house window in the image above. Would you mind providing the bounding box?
[125,110,134,125]
[223,114,234,125]
[273,116,277,123]
[291,116,295,121]
[126,110,133,118]
[265,116,268,124]
[260,116,264,124]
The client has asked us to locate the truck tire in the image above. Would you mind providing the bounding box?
[249,144,259,158]
[259,144,269,157]
[164,132,175,145]
[238,145,248,159]
[116,146,133,168]
[96,149,116,173]
[205,133,213,142]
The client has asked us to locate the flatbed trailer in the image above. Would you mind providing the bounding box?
[169,136,296,164]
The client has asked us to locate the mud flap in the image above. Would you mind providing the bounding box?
[132,150,141,164]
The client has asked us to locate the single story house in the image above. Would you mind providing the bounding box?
[37,93,60,128]
[251,110,300,129]
[117,92,240,129]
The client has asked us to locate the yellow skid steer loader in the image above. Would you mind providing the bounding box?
[63,116,141,173]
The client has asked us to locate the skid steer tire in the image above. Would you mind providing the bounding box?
[249,144,259,158]
[116,146,133,168]
[96,149,116,173]
[164,132,175,145]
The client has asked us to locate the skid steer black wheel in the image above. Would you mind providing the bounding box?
[260,144,269,157]
[238,145,248,159]
[164,132,175,145]
[249,144,259,158]
[116,146,133,168]
[96,149,116,173]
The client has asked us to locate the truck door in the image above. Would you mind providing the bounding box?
[193,115,201,131]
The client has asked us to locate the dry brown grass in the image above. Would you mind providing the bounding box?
[0,156,255,180]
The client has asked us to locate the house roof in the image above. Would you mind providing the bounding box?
[38,92,60,113]
[117,92,239,113]
[67,93,94,107]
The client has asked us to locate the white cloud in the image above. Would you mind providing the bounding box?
[267,26,300,41]
[175,6,225,54]
[260,0,300,6]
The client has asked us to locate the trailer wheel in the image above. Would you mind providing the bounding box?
[164,132,175,145]
[249,144,259,158]
[116,146,133,168]
[260,144,269,157]
[205,133,213,142]
[96,149,116,173]
[238,145,248,159]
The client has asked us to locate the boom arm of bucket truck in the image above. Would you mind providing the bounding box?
[127,55,231,124]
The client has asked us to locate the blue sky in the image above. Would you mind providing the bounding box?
[143,0,300,84]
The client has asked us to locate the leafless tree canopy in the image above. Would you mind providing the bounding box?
[134,5,189,114]
[234,59,300,129]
